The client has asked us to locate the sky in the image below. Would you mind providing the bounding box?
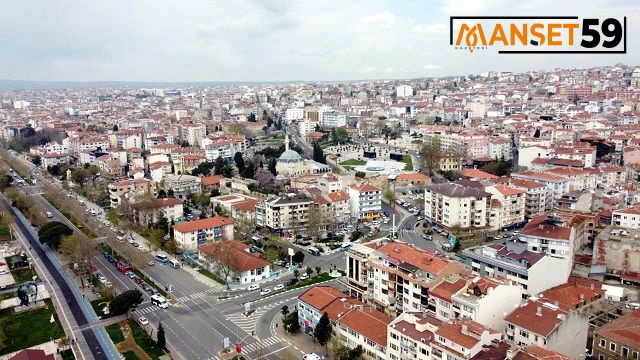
[0,0,638,82]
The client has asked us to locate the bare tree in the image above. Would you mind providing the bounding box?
[420,135,443,176]
[60,234,98,288]
[202,244,238,290]
[307,204,329,242]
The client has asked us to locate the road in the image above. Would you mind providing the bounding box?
[1,197,119,360]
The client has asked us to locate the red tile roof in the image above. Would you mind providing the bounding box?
[435,319,499,349]
[377,242,450,274]
[198,240,268,272]
[460,168,499,180]
[513,345,572,360]
[504,301,568,337]
[172,216,233,233]
[337,307,394,346]
[594,309,640,350]
[429,277,467,302]
[201,175,225,186]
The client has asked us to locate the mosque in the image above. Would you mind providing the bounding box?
[276,134,331,178]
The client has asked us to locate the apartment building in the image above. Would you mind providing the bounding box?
[519,215,576,258]
[387,312,442,360]
[485,184,526,230]
[255,193,311,233]
[504,300,589,359]
[424,182,492,230]
[108,178,154,207]
[431,319,502,360]
[612,206,640,229]
[488,138,512,160]
[131,197,184,225]
[430,275,524,331]
[326,190,351,225]
[462,241,571,296]
[345,241,467,315]
[511,171,571,211]
[508,178,548,219]
[592,309,640,360]
[348,183,382,221]
[181,123,207,147]
[172,216,234,250]
[161,174,202,199]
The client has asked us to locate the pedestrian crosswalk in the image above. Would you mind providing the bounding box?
[203,337,283,360]
[134,305,159,315]
[225,307,270,332]
[175,288,219,302]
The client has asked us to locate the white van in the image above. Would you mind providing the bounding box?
[46,211,53,219]
[169,259,180,269]
[79,200,85,206]
[150,294,169,309]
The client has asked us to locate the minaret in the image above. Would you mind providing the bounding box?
[285,133,290,151]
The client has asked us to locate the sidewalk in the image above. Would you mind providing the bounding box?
[274,313,328,359]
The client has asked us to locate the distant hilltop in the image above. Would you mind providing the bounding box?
[0,79,269,90]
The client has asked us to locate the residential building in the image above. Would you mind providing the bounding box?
[431,319,502,360]
[162,174,202,199]
[198,240,269,284]
[591,309,640,360]
[108,178,154,207]
[386,312,442,360]
[255,193,311,234]
[485,184,526,230]
[508,179,548,219]
[424,182,492,231]
[504,300,589,359]
[463,241,571,295]
[131,197,184,225]
[172,216,234,250]
[511,171,571,211]
[518,215,576,259]
[612,206,640,229]
[348,183,382,221]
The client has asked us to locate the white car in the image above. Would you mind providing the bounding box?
[299,273,309,280]
[128,238,135,244]
[260,288,272,296]
[0,269,9,275]
[247,284,260,291]
[303,353,321,360]
[273,284,284,291]
[139,317,149,326]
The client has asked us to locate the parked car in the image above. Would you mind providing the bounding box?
[260,288,272,296]
[139,317,149,326]
[247,284,259,291]
[134,277,143,284]
[273,284,285,291]
[147,260,155,266]
[299,273,309,281]
[0,269,9,275]
[127,271,136,279]
[285,278,298,287]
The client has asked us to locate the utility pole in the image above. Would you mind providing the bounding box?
[391,180,397,242]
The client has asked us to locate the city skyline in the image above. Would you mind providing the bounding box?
[0,0,638,83]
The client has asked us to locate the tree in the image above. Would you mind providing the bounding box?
[157,322,166,349]
[292,250,305,265]
[315,266,321,276]
[267,158,277,176]
[281,305,289,316]
[293,269,300,278]
[0,175,13,190]
[112,124,119,131]
[420,135,443,176]
[248,113,256,122]
[109,289,143,315]
[314,312,333,352]
[222,165,234,178]
[38,221,73,248]
[282,311,300,333]
[305,266,313,277]
[234,152,245,173]
[70,168,89,188]
[157,189,167,198]
[240,160,255,179]
[313,143,326,164]
[202,244,238,290]
[60,234,97,288]
[307,205,328,242]
[213,156,226,175]
[32,155,41,166]
[255,168,277,190]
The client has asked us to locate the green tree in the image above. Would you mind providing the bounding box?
[234,152,245,173]
[268,158,277,176]
[109,289,143,315]
[281,305,289,316]
[32,156,41,166]
[315,266,321,276]
[71,168,89,188]
[292,250,305,265]
[248,113,256,122]
[157,322,166,349]
[157,189,167,198]
[282,311,300,333]
[240,160,254,179]
[213,156,226,175]
[222,165,234,178]
[313,143,326,164]
[37,221,73,248]
[306,266,313,277]
[314,312,333,351]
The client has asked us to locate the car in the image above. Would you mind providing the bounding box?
[260,288,272,296]
[147,260,155,266]
[134,276,143,284]
[104,281,113,287]
[273,284,285,291]
[132,242,140,248]
[0,269,9,275]
[303,353,321,360]
[96,272,107,283]
[247,284,260,291]
[127,271,136,279]
[66,193,73,198]
[285,278,298,287]
[299,273,309,280]
[142,283,151,291]
[139,317,149,326]
[128,238,135,244]
[116,236,124,242]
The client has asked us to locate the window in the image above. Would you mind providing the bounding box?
[622,348,629,357]
[597,355,604,360]
[519,330,529,338]
[610,342,616,352]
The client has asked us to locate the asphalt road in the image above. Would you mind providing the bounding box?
[0,197,114,360]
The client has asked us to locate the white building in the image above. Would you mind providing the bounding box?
[396,85,414,98]
[172,216,234,250]
[612,206,640,229]
[347,183,382,220]
[285,108,304,122]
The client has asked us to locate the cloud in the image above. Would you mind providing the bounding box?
[423,64,443,70]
